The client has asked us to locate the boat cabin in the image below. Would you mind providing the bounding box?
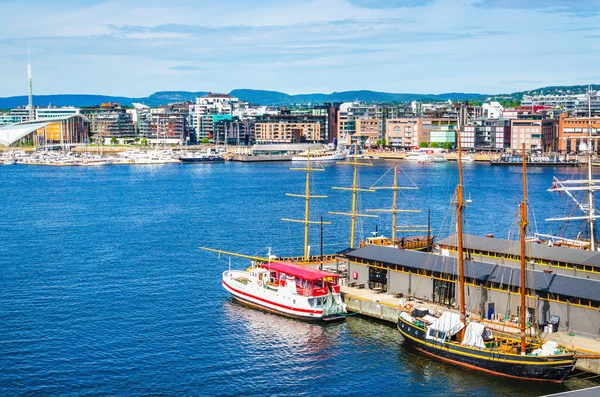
[261,262,341,297]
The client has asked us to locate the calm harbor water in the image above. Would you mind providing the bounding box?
[0,161,597,396]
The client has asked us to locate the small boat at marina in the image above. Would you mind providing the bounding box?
[432,155,447,163]
[291,150,345,162]
[490,154,577,167]
[405,151,433,163]
[221,259,347,321]
[179,151,225,163]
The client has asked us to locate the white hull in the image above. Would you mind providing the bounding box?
[222,269,346,321]
[406,154,433,163]
[292,152,345,162]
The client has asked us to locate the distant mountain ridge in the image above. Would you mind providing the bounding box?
[0,85,597,108]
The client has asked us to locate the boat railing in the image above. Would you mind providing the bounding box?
[296,286,329,297]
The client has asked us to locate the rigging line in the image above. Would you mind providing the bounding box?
[370,165,392,188]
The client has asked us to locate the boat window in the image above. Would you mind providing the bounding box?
[314,279,323,288]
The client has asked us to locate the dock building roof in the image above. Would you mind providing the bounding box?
[437,234,600,268]
[346,244,600,303]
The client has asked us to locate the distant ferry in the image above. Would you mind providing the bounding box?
[222,260,347,321]
[291,150,345,162]
[405,151,433,163]
[490,154,577,167]
[179,151,225,163]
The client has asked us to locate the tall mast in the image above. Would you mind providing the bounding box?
[282,148,330,261]
[330,142,377,249]
[548,88,599,250]
[456,113,466,325]
[27,46,34,121]
[367,163,420,242]
[588,88,596,251]
[520,143,528,355]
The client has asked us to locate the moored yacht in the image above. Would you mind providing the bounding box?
[222,260,347,321]
[405,151,433,163]
[292,150,345,162]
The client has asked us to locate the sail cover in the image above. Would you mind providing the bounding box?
[461,322,486,349]
[429,312,464,336]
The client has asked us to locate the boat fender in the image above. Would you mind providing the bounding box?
[405,303,413,310]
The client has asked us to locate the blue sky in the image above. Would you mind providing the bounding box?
[1,0,600,97]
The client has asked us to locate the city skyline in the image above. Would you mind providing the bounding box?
[2,0,600,97]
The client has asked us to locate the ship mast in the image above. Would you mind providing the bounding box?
[547,87,599,250]
[329,142,377,249]
[282,149,330,261]
[367,163,420,242]
[587,88,596,251]
[456,121,467,326]
[520,143,528,355]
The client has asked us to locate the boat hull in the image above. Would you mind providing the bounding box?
[397,316,575,382]
[180,157,225,163]
[291,154,345,162]
[490,161,578,167]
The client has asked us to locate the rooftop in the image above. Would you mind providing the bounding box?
[346,244,600,302]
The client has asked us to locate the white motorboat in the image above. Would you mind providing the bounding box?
[292,150,345,162]
[222,260,347,321]
[405,152,434,163]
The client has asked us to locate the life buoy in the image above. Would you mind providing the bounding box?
[404,303,413,310]
[258,280,263,287]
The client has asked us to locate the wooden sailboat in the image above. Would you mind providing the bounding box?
[396,131,577,381]
[363,162,433,251]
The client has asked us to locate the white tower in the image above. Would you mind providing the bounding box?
[28,46,34,120]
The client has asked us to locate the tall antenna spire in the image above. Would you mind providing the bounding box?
[28,46,34,121]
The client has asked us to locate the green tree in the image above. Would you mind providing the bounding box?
[201,137,209,144]
[141,138,148,146]
[110,137,118,145]
[430,142,439,149]
[442,142,452,150]
[89,136,94,144]
[419,141,428,148]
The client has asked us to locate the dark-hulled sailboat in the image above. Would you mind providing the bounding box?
[397,134,577,381]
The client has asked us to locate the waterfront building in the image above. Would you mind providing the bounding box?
[36,107,80,120]
[214,118,252,146]
[557,113,600,153]
[510,119,556,152]
[0,113,26,126]
[254,120,321,144]
[353,119,381,147]
[190,93,238,117]
[337,103,402,147]
[344,244,600,337]
[482,102,504,119]
[254,112,327,144]
[461,119,510,151]
[135,107,187,144]
[385,118,420,149]
[428,117,457,147]
[95,111,136,141]
[522,91,600,116]
[0,114,89,147]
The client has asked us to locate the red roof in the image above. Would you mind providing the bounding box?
[261,262,338,281]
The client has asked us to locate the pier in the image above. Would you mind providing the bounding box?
[341,285,600,375]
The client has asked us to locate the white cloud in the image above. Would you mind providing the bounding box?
[0,0,599,96]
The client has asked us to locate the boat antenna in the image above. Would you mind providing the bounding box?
[282,148,330,261]
[367,163,420,243]
[456,110,467,328]
[520,143,529,355]
[330,142,377,249]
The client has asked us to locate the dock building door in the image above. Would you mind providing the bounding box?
[433,279,455,306]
